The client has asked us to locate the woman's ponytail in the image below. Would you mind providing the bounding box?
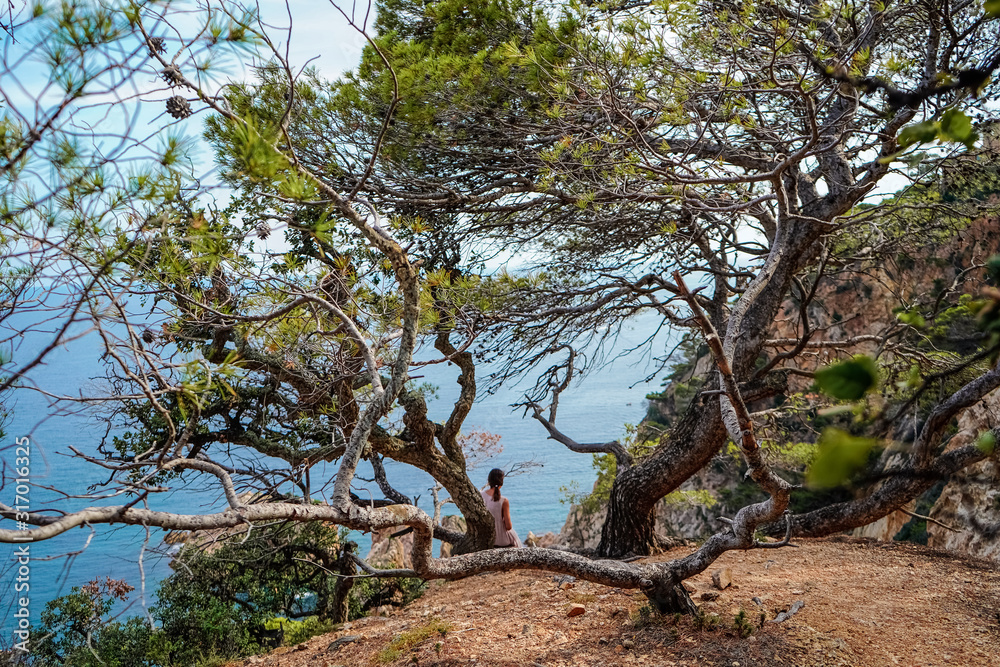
[487,468,504,502]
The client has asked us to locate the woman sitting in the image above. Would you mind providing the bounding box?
[481,468,523,548]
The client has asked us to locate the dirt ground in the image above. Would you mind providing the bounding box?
[239,536,1000,667]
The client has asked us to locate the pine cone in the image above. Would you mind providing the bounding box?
[147,36,167,56]
[255,222,271,240]
[165,96,192,120]
[160,64,183,86]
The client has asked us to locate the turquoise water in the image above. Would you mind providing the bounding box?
[0,320,665,634]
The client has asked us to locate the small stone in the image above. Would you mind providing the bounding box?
[622,639,636,649]
[752,597,764,606]
[700,591,720,601]
[567,604,586,617]
[712,567,733,590]
[326,635,360,653]
[522,624,535,636]
[560,581,574,590]
[598,637,609,645]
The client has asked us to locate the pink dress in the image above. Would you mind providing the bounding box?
[481,488,523,548]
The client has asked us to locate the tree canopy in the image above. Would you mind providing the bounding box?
[3,0,1000,620]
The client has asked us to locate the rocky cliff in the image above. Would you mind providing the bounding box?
[927,387,1000,559]
[558,202,1000,560]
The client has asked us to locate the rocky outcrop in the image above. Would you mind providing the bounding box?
[927,388,1000,561]
[568,206,1000,558]
[524,531,559,548]
[368,525,415,569]
[437,515,468,558]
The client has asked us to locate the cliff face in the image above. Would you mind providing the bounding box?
[927,387,1000,560]
[767,214,999,385]
[559,208,1000,560]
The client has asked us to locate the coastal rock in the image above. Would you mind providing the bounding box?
[525,531,559,548]
[927,388,1000,562]
[437,515,467,558]
[368,526,414,569]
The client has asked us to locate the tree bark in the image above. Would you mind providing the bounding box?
[597,218,826,557]
[330,542,357,623]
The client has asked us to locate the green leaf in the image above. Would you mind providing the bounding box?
[986,0,1000,18]
[939,109,978,149]
[897,120,939,147]
[814,356,879,400]
[896,310,926,328]
[976,430,997,455]
[895,364,922,390]
[806,428,877,489]
[985,254,1000,284]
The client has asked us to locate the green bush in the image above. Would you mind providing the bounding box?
[28,522,430,666]
[31,578,166,667]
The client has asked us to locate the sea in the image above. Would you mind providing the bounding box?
[1,316,670,635]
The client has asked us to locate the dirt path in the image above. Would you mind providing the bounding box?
[241,537,1000,667]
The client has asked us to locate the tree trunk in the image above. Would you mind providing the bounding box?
[643,575,699,615]
[597,389,726,557]
[330,542,357,623]
[449,503,493,555]
[596,221,826,557]
[598,483,660,557]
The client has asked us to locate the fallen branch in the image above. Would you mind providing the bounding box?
[770,600,804,623]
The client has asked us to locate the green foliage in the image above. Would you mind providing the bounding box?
[894,481,946,545]
[897,109,979,152]
[732,609,754,638]
[691,609,720,631]
[630,604,654,628]
[806,428,878,489]
[814,356,879,400]
[153,563,260,664]
[662,488,717,509]
[560,426,659,514]
[32,578,167,667]
[977,430,997,455]
[28,523,430,666]
[976,255,1000,362]
[263,616,336,646]
[377,619,451,663]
